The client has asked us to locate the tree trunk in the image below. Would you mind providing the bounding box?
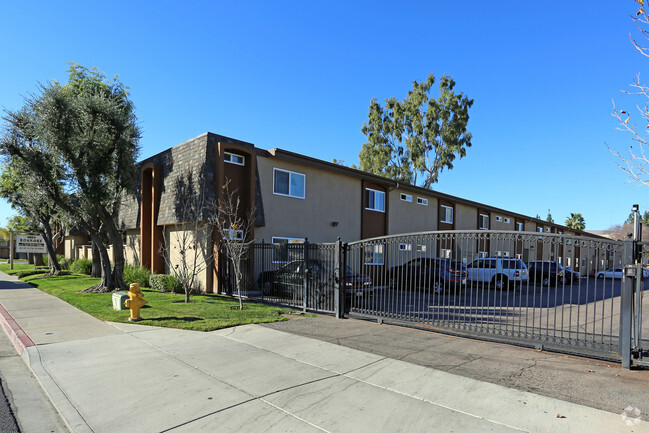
[82,231,115,293]
[91,241,101,278]
[39,228,61,276]
[99,208,128,292]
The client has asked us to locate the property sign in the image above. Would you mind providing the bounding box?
[15,235,47,254]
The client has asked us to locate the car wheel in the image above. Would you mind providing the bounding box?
[542,277,550,287]
[432,280,443,294]
[389,275,398,290]
[493,275,508,290]
[262,280,272,295]
[597,273,604,279]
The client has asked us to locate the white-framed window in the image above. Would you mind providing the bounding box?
[478,251,489,258]
[416,244,427,252]
[417,197,428,206]
[441,205,453,224]
[223,229,244,241]
[271,237,305,263]
[504,218,511,224]
[516,222,524,231]
[503,251,510,257]
[440,248,452,259]
[399,243,412,251]
[537,227,544,233]
[545,227,551,233]
[495,250,503,257]
[273,168,305,199]
[365,188,385,212]
[224,152,245,166]
[515,253,522,260]
[495,216,502,222]
[364,244,384,265]
[479,213,489,230]
[400,193,412,202]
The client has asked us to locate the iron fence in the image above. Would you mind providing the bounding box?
[220,230,647,365]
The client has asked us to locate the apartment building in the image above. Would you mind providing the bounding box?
[94,132,591,293]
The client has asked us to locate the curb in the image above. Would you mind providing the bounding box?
[0,302,34,355]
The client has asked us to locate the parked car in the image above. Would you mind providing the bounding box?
[465,258,528,289]
[258,261,373,298]
[596,268,623,279]
[560,266,581,284]
[388,257,467,293]
[526,261,563,287]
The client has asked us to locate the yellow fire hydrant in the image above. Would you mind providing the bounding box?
[125,283,147,321]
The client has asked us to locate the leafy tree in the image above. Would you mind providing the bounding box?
[565,213,586,230]
[546,209,554,224]
[359,74,473,188]
[0,64,141,292]
[6,215,29,233]
[0,160,64,274]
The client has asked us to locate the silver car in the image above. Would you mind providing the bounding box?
[466,258,529,289]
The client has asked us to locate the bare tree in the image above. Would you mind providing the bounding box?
[211,179,254,310]
[610,3,649,183]
[159,172,213,303]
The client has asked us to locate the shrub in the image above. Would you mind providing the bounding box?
[58,255,74,271]
[149,274,183,293]
[123,264,151,288]
[69,258,92,275]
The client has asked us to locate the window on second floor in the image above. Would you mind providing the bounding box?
[400,193,412,202]
[479,213,489,230]
[440,205,453,224]
[365,188,385,212]
[224,152,245,166]
[273,168,305,199]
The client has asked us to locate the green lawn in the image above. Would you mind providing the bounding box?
[0,263,290,331]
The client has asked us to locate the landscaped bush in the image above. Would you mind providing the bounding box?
[58,255,74,270]
[69,258,93,275]
[123,264,151,288]
[149,274,183,293]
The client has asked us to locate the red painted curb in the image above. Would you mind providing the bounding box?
[0,302,34,355]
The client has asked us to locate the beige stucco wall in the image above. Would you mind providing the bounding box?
[455,203,477,230]
[490,214,515,231]
[388,190,437,234]
[163,223,212,292]
[255,157,361,244]
[124,230,141,265]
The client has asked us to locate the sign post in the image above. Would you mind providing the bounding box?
[9,231,13,270]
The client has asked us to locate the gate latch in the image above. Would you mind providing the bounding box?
[624,265,637,277]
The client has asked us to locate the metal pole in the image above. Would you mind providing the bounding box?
[621,237,635,369]
[303,239,309,314]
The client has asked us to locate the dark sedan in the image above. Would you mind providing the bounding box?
[388,257,467,293]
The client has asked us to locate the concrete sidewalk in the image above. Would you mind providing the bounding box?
[0,272,647,433]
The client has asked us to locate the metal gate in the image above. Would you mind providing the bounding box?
[223,230,647,367]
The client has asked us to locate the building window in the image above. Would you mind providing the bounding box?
[399,243,412,251]
[495,216,502,222]
[503,251,510,257]
[515,253,522,260]
[504,218,511,224]
[365,188,385,212]
[417,197,428,206]
[478,251,488,258]
[224,152,245,166]
[440,205,453,224]
[223,229,244,241]
[516,222,524,231]
[537,227,544,233]
[479,213,489,230]
[416,244,427,252]
[364,244,384,265]
[400,193,412,202]
[271,237,304,263]
[273,168,305,199]
[545,227,551,233]
[440,248,452,259]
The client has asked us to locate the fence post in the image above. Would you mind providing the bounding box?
[303,238,309,314]
[334,238,345,319]
[620,237,634,369]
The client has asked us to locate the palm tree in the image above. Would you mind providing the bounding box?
[565,213,586,230]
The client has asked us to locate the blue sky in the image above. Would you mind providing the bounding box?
[0,1,646,230]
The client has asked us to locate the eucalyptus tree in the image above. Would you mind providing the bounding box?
[360,74,473,188]
[0,64,141,291]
